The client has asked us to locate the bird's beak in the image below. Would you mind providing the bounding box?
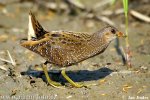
[116,32,127,38]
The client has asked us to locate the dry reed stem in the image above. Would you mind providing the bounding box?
[0,50,16,66]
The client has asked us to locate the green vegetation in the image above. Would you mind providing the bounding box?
[123,0,129,47]
[112,0,131,67]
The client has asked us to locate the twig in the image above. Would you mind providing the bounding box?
[0,57,12,64]
[110,70,136,76]
[130,10,150,23]
[95,15,115,26]
[0,50,16,66]
[67,0,85,9]
[93,0,112,10]
[7,50,16,66]
[0,65,7,71]
[125,46,132,67]
[101,8,124,16]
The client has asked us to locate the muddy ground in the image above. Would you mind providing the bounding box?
[0,0,149,100]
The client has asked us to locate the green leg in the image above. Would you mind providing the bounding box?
[42,64,63,88]
[61,68,86,88]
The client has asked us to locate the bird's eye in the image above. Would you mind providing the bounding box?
[111,29,116,34]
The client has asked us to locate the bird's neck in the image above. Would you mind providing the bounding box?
[89,32,107,47]
[85,31,110,56]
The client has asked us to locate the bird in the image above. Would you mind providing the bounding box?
[20,12,125,88]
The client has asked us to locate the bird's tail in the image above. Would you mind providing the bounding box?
[28,11,47,40]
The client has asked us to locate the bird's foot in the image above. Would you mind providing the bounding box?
[61,69,96,88]
[42,64,65,89]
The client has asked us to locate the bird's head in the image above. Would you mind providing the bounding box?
[102,26,125,42]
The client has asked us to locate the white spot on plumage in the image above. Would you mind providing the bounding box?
[28,14,36,40]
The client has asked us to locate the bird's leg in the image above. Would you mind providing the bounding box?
[61,68,87,88]
[42,63,63,88]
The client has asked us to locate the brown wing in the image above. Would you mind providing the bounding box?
[35,31,93,66]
